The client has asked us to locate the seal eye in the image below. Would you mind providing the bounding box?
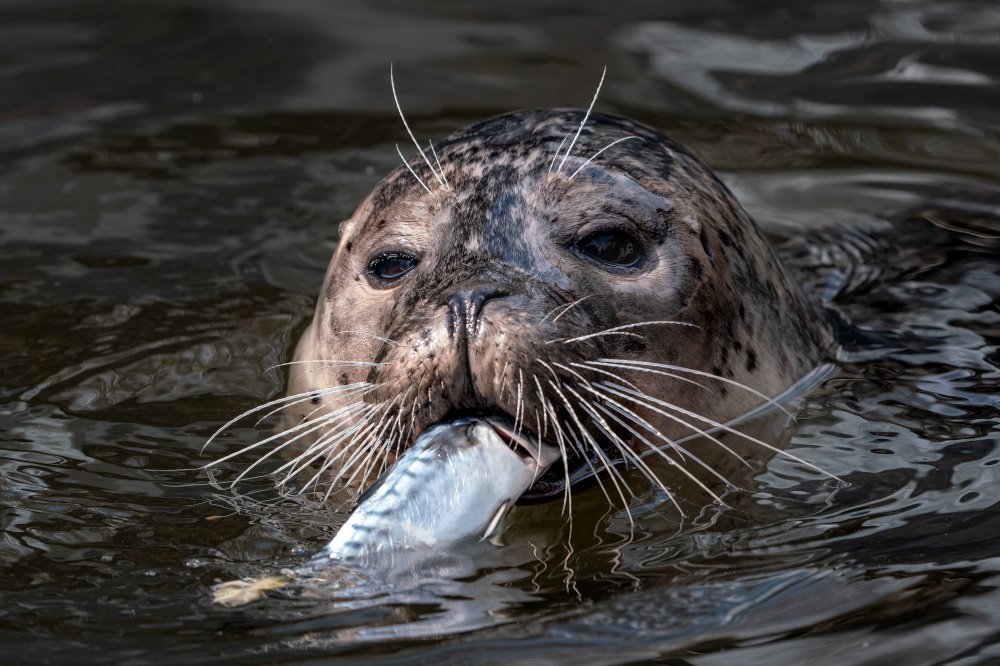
[367,253,418,287]
[575,231,644,268]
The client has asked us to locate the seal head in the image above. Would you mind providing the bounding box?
[288,109,832,494]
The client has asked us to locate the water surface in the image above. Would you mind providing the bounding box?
[1,0,999,663]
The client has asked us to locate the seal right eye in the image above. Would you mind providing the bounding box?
[366,253,418,287]
[575,230,644,269]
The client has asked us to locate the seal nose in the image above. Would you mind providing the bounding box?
[449,285,506,340]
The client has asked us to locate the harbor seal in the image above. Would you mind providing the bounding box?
[282,107,834,503]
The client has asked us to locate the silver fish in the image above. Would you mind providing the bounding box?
[304,417,559,572]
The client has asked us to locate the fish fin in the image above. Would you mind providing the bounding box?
[480,500,511,546]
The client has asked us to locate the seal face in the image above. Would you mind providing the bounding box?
[286,109,833,496]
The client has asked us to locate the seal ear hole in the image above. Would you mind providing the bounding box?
[700,228,715,263]
[310,394,321,405]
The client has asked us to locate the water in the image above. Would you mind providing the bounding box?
[1,0,998,662]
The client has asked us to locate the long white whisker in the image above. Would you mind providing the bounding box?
[270,402,374,481]
[553,361,683,513]
[202,384,368,452]
[203,389,378,469]
[578,360,710,393]
[591,401,699,511]
[596,381,752,471]
[227,405,369,488]
[557,66,607,173]
[340,393,406,489]
[594,358,794,419]
[534,377,573,517]
[275,402,381,481]
[317,400,394,482]
[296,411,384,495]
[390,64,448,190]
[564,381,681,516]
[548,132,571,174]
[512,369,525,439]
[336,331,404,346]
[555,320,700,345]
[603,382,839,481]
[541,361,634,524]
[428,140,450,190]
[396,143,431,194]
[586,388,728,502]
[253,382,373,428]
[568,135,643,180]
[547,295,594,325]
[265,360,388,372]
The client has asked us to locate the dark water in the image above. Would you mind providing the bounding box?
[2,0,999,663]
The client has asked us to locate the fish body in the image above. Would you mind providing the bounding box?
[304,417,556,572]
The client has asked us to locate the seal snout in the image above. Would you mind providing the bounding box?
[447,284,508,341]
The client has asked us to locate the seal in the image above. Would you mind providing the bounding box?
[281,107,835,505]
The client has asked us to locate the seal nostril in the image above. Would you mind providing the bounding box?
[448,285,507,339]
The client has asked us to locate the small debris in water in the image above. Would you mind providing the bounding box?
[212,575,291,607]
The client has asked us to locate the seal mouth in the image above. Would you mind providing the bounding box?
[431,409,609,503]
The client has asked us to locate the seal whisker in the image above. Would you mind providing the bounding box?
[589,384,738,488]
[590,400,712,509]
[271,402,380,487]
[594,358,793,418]
[574,381,729,502]
[266,360,389,371]
[327,397,399,486]
[202,384,373,453]
[498,360,511,398]
[540,361,635,525]
[548,331,645,345]
[563,423,626,522]
[335,330,407,347]
[561,377,684,517]
[389,64,449,190]
[596,381,753,471]
[220,400,375,492]
[568,135,644,180]
[555,362,676,488]
[600,382,840,481]
[340,391,409,491]
[547,132,571,174]
[428,139,450,190]
[277,401,381,477]
[224,419,341,489]
[512,369,526,440]
[296,409,386,496]
[204,392,377,471]
[252,382,374,429]
[543,295,594,325]
[577,360,710,393]
[556,66,607,173]
[534,376,574,517]
[395,143,432,195]
[556,320,701,346]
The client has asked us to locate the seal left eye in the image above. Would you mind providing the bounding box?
[367,253,418,287]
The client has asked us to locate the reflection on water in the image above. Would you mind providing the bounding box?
[0,0,998,663]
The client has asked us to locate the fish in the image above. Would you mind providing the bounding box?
[301,416,560,573]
